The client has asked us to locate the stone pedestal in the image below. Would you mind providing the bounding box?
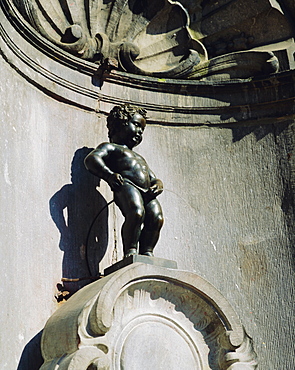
[40,262,257,369]
[104,255,177,276]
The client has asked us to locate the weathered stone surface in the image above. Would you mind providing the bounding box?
[0,1,294,369]
[40,263,257,369]
[0,2,293,124]
[6,0,289,80]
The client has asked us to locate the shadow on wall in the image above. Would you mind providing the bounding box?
[228,121,290,142]
[17,331,43,370]
[17,148,108,369]
[50,147,109,295]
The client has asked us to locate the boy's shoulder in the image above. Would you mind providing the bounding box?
[95,142,118,150]
[96,141,113,149]
[95,142,126,153]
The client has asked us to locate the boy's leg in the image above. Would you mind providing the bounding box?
[114,184,145,257]
[139,199,163,256]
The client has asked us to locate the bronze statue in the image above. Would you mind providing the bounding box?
[85,104,163,258]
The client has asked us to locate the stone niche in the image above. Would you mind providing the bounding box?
[40,262,257,370]
[1,1,294,369]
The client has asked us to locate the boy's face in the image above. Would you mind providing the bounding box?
[117,113,146,148]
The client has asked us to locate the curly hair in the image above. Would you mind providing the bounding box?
[107,103,147,139]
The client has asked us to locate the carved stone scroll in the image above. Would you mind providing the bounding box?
[9,0,282,80]
[40,263,257,369]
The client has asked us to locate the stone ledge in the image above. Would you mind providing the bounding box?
[104,255,178,276]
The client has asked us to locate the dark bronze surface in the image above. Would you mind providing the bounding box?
[85,104,164,257]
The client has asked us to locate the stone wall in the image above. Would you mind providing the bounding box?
[0,57,108,369]
[1,52,294,368]
[1,1,294,369]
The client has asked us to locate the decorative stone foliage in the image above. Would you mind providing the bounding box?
[1,1,294,121]
[40,263,257,369]
[7,0,283,80]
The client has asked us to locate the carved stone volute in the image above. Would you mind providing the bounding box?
[40,263,257,369]
[7,0,286,80]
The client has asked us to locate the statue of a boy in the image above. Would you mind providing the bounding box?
[85,104,164,258]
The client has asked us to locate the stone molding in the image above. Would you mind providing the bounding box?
[40,263,257,369]
[1,1,295,125]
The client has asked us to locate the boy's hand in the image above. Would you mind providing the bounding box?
[107,173,124,191]
[149,179,163,198]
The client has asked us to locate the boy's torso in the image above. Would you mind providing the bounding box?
[106,143,152,189]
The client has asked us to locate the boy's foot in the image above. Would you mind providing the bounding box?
[124,248,138,258]
[142,251,154,257]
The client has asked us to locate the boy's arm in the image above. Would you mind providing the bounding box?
[148,168,163,197]
[84,143,124,190]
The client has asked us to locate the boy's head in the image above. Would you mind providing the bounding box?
[107,104,147,141]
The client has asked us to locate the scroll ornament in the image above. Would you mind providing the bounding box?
[13,0,279,80]
[40,264,258,369]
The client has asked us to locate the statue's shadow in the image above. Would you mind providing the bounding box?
[17,147,108,369]
[49,147,109,294]
[17,331,43,370]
